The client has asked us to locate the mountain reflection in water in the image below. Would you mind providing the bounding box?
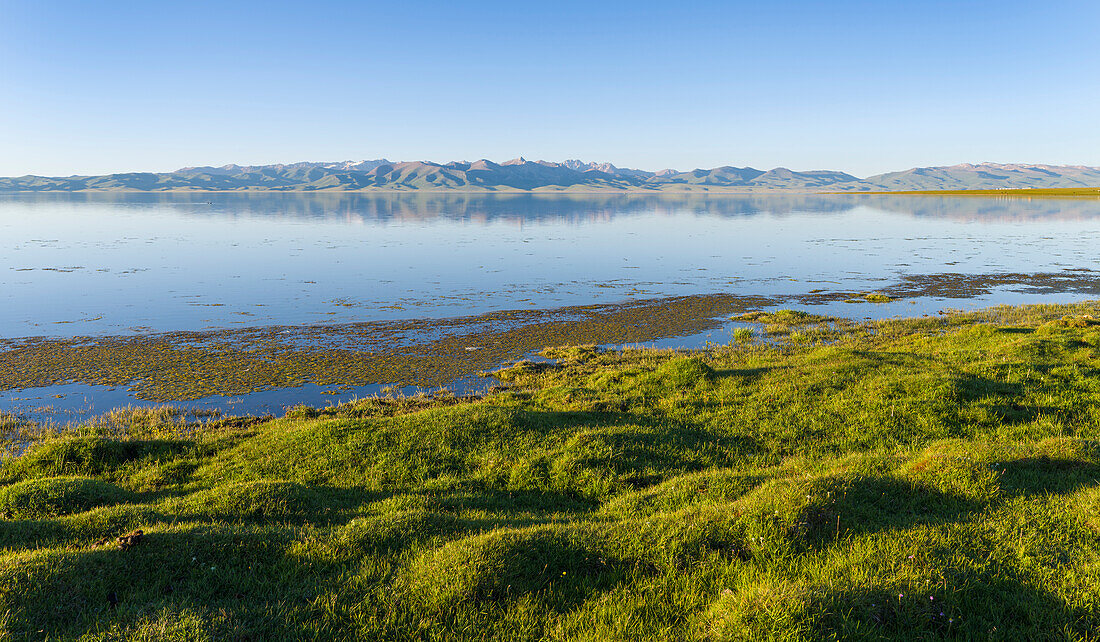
[2,192,1099,339]
[8,192,1100,224]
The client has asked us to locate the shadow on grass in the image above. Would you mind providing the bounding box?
[0,506,167,550]
[809,564,1098,639]
[400,525,639,621]
[951,373,1051,425]
[504,408,759,485]
[845,350,939,368]
[711,366,774,382]
[796,457,1100,548]
[463,537,631,615]
[431,488,598,515]
[0,484,388,552]
[995,456,1100,497]
[0,525,319,639]
[954,375,1023,402]
[2,437,204,480]
[543,411,759,486]
[995,327,1036,335]
[793,477,981,547]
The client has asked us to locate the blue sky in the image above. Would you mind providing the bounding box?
[1,1,1098,177]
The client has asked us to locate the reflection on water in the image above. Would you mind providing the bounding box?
[2,192,1099,339]
[7,191,1100,223]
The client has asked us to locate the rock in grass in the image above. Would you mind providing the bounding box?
[94,529,145,549]
[0,476,134,519]
[116,529,144,549]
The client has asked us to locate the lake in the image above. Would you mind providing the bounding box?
[3,192,1100,421]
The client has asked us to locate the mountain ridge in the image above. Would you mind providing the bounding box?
[2,160,1099,193]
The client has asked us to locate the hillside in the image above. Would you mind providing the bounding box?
[1,160,1099,192]
[2,303,1100,639]
[859,163,1100,191]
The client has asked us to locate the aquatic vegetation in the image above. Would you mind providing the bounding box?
[733,309,853,345]
[731,327,753,343]
[2,302,1100,638]
[4,272,1100,410]
[0,294,773,402]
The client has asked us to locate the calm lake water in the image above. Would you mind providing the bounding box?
[3,192,1100,338]
[2,192,1100,420]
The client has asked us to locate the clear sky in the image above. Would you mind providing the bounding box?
[2,1,1098,178]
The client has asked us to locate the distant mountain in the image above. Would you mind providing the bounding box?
[559,159,656,179]
[652,166,861,189]
[176,160,393,175]
[856,163,1100,191]
[1,160,1097,192]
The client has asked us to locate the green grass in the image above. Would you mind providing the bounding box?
[2,302,1100,639]
[858,187,1100,197]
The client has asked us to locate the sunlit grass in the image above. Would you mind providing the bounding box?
[2,301,1100,638]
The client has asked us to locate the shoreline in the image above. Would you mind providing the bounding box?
[4,269,1100,418]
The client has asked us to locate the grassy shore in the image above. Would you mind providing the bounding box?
[10,272,1100,406]
[858,188,1100,197]
[2,303,1100,639]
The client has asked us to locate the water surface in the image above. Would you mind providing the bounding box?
[3,192,1099,420]
[3,192,1099,338]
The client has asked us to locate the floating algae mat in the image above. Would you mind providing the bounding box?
[0,294,771,405]
[5,269,1100,422]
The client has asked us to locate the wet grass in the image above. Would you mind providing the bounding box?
[2,302,1100,638]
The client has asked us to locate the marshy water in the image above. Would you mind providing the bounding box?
[3,192,1100,421]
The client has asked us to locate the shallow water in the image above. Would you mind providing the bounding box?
[2,192,1099,421]
[0,377,491,424]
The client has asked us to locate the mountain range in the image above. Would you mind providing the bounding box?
[2,159,1099,193]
